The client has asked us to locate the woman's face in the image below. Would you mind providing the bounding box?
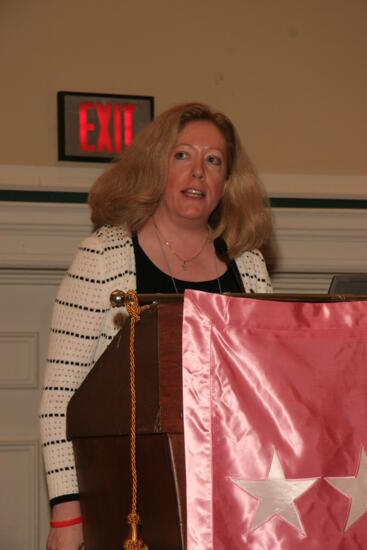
[157,121,230,226]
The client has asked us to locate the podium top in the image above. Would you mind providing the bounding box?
[136,292,367,305]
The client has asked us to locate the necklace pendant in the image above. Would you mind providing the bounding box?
[182,261,187,271]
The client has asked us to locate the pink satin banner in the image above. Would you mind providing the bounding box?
[182,290,367,549]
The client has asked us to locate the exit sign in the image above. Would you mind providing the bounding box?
[58,91,154,162]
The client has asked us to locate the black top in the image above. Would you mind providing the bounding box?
[132,234,241,294]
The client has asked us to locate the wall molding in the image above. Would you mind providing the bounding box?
[271,272,333,294]
[0,332,38,388]
[272,208,367,274]
[0,269,65,286]
[0,201,91,269]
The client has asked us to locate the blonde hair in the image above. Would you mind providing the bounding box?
[89,102,272,258]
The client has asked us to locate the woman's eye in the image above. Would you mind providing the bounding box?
[174,151,187,160]
[207,155,222,166]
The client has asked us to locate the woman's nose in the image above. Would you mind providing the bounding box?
[191,159,204,179]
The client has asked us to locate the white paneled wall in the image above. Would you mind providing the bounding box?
[270,207,367,293]
[0,442,38,549]
[1,200,366,292]
[0,270,63,549]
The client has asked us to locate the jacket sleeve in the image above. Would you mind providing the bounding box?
[235,249,273,293]
[39,232,109,503]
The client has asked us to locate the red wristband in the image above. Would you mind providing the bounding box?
[50,516,83,528]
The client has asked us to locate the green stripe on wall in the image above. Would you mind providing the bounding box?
[0,190,366,209]
[0,190,88,203]
[270,197,367,209]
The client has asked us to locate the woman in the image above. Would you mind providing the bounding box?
[40,102,273,549]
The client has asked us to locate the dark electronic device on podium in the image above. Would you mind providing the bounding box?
[329,274,367,294]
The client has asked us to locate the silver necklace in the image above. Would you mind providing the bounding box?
[152,218,209,271]
[152,218,222,294]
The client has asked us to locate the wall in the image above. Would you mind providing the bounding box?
[0,0,366,175]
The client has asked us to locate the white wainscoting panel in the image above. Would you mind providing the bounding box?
[271,208,367,276]
[1,201,367,293]
[0,332,38,388]
[0,441,38,550]
[0,202,91,269]
[0,273,58,549]
[271,272,333,294]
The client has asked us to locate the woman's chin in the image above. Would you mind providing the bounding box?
[177,208,209,224]
[155,199,212,226]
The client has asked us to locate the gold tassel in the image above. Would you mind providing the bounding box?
[111,290,150,550]
[123,513,148,550]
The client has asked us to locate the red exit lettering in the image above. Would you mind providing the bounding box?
[79,102,136,154]
[79,102,95,152]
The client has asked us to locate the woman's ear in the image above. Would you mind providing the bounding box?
[222,176,231,196]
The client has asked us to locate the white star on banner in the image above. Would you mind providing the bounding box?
[231,451,317,534]
[326,446,367,531]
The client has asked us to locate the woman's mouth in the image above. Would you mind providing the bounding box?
[182,188,205,198]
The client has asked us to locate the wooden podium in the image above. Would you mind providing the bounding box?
[67,300,186,549]
[67,293,366,549]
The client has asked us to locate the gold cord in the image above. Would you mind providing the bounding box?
[123,290,150,550]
